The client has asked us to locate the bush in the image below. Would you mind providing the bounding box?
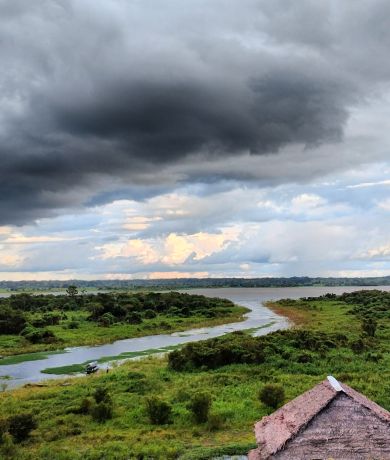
[258,384,285,409]
[91,401,113,423]
[350,338,366,354]
[98,312,116,327]
[93,386,111,404]
[188,392,212,423]
[67,320,79,329]
[362,317,377,337]
[78,397,93,414]
[8,413,37,442]
[126,312,143,324]
[20,326,56,344]
[145,397,172,425]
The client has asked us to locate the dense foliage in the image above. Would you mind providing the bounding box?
[0,291,238,350]
[168,329,348,371]
[0,291,234,319]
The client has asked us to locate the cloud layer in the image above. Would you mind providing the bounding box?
[1,0,390,224]
[1,1,390,279]
[0,161,389,279]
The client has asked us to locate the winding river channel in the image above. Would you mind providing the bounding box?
[1,286,389,389]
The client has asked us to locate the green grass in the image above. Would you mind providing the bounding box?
[1,294,389,459]
[0,306,248,357]
[0,351,65,366]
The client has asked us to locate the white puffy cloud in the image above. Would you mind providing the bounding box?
[97,228,239,266]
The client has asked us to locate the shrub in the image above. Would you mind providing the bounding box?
[258,384,285,409]
[67,320,79,329]
[188,392,212,423]
[93,386,111,404]
[362,317,377,337]
[79,397,93,414]
[20,326,56,344]
[98,312,116,327]
[145,397,172,425]
[91,401,113,423]
[350,338,366,354]
[8,413,37,442]
[126,312,143,324]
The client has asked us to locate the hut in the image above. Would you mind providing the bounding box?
[248,376,390,459]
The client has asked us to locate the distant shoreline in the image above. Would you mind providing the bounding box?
[1,275,390,293]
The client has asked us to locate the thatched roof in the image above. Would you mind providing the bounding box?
[248,376,390,460]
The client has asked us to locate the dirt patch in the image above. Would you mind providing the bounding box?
[265,302,310,327]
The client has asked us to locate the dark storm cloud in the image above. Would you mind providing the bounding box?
[0,0,389,224]
[52,74,348,162]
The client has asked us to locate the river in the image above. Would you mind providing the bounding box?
[1,286,389,389]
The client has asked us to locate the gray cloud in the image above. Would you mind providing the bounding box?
[0,0,389,224]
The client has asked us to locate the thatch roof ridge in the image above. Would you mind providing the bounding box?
[249,377,390,460]
[341,381,390,423]
[251,379,337,458]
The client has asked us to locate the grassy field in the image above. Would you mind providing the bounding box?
[0,306,248,357]
[0,291,389,459]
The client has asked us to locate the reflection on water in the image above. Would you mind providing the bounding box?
[1,286,389,388]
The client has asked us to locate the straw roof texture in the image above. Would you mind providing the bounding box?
[248,377,390,460]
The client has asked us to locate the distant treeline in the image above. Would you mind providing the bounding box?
[1,276,390,291]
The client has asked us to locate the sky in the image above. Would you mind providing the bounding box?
[0,0,389,280]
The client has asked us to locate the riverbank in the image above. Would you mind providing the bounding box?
[0,306,248,358]
[1,289,389,459]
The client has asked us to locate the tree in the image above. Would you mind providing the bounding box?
[0,307,26,334]
[66,285,78,298]
[98,312,116,327]
[126,312,142,324]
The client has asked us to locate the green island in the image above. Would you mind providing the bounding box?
[0,290,247,357]
[0,289,389,459]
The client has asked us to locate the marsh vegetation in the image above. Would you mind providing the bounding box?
[0,290,389,458]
